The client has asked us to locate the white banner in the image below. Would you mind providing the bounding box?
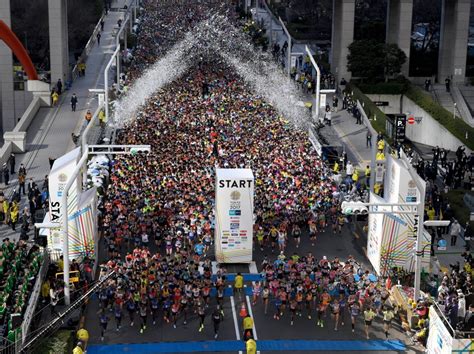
[291,55,297,69]
[48,147,81,253]
[367,192,388,275]
[215,168,254,263]
[369,155,430,275]
[320,93,326,108]
[426,306,453,354]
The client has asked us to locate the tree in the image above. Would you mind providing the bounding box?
[347,40,385,81]
[384,43,407,80]
[347,40,406,82]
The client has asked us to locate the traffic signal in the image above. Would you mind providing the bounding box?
[130,146,151,156]
[341,201,368,215]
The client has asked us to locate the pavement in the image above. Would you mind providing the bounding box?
[0,1,127,242]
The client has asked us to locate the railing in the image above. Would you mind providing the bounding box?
[20,271,116,353]
[71,13,106,82]
[21,249,50,344]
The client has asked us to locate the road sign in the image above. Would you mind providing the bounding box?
[408,116,415,124]
[395,114,407,142]
[373,101,389,107]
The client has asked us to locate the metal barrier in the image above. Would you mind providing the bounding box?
[20,249,50,344]
[20,271,115,353]
[72,13,106,82]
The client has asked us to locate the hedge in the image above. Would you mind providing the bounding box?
[404,86,474,150]
[345,83,391,143]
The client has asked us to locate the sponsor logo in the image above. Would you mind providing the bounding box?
[230,201,241,210]
[58,173,68,183]
[229,210,241,216]
[230,190,241,200]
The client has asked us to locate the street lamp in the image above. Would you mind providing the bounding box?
[305,45,321,123]
[278,16,291,77]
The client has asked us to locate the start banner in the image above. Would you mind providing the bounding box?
[215,168,254,263]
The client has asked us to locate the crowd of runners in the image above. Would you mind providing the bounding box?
[94,0,391,343]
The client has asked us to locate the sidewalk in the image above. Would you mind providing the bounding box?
[0,2,126,241]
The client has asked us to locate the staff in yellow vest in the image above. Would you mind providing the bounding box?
[376,151,385,160]
[99,109,106,128]
[377,139,385,151]
[352,169,359,183]
[365,165,371,186]
[333,161,339,173]
[73,342,84,354]
[246,338,257,354]
[51,91,59,106]
[374,183,381,195]
[243,315,254,340]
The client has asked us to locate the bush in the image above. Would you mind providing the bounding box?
[35,330,74,354]
[404,86,474,150]
[345,83,391,143]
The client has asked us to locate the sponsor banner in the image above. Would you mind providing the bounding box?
[426,306,453,354]
[215,168,254,263]
[367,193,387,275]
[370,155,429,275]
[47,147,81,254]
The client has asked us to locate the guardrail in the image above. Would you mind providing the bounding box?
[72,13,106,82]
[21,249,50,344]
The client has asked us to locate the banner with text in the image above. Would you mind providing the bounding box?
[215,168,254,263]
[47,147,81,258]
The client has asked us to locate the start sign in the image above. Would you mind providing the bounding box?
[408,116,415,124]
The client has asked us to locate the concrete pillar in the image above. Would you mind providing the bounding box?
[438,0,470,83]
[48,0,69,87]
[331,0,355,83]
[0,0,16,134]
[386,0,413,77]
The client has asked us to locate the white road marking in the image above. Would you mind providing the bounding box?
[246,295,261,354]
[230,295,243,354]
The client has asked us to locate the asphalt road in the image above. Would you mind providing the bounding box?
[84,220,424,353]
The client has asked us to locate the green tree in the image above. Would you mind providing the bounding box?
[347,40,406,82]
[384,43,407,80]
[347,40,385,81]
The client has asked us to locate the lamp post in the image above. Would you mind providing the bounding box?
[305,45,321,123]
[104,46,120,127]
[279,16,291,77]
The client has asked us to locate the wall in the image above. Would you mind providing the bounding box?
[367,94,470,152]
[14,89,34,124]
